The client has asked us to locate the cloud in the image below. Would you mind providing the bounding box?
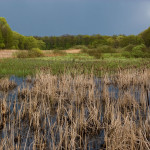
[1,0,150,36]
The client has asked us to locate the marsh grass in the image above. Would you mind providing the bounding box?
[0,57,150,77]
[0,67,149,149]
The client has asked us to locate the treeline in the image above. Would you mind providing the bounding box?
[34,27,150,58]
[34,34,145,50]
[0,17,45,50]
[34,32,150,58]
[1,17,150,57]
[34,35,109,50]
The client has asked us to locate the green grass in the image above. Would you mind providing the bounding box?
[0,53,150,77]
[41,53,94,61]
[102,53,123,58]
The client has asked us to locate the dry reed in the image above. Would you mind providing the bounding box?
[0,68,149,149]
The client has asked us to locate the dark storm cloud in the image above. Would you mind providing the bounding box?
[0,0,150,36]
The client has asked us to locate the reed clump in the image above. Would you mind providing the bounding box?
[0,78,17,91]
[112,68,150,89]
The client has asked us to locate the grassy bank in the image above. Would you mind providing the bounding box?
[0,53,150,77]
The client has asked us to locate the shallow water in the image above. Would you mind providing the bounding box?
[0,75,149,149]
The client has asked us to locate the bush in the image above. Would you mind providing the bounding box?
[15,51,28,58]
[0,43,5,49]
[16,48,44,58]
[131,44,146,58]
[132,44,146,52]
[139,26,150,47]
[113,53,122,58]
[28,48,44,58]
[122,44,149,58]
[144,52,150,58]
[96,45,116,53]
[72,45,88,50]
[131,49,145,58]
[122,51,132,58]
[52,49,66,55]
[86,48,102,59]
[123,44,135,52]
[81,48,89,54]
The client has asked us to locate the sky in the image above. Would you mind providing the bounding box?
[0,0,150,36]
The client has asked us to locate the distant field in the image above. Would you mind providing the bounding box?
[0,49,150,77]
[0,49,81,58]
[0,50,18,58]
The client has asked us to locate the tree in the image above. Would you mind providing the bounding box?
[119,35,143,47]
[139,27,150,47]
[18,35,25,50]
[12,31,20,49]
[0,17,13,49]
[37,40,46,50]
[106,37,115,47]
[0,28,5,49]
[24,36,38,50]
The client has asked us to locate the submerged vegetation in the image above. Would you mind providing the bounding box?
[0,68,149,149]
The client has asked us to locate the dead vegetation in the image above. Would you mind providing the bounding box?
[0,50,18,58]
[0,49,81,58]
[0,78,17,92]
[0,68,149,149]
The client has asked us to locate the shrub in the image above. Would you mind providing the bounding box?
[144,52,150,58]
[96,45,116,53]
[0,43,5,49]
[145,47,150,52]
[131,44,146,58]
[81,48,89,54]
[122,44,148,58]
[28,48,44,58]
[139,26,150,47]
[113,53,122,58]
[72,45,88,50]
[16,48,44,58]
[86,48,102,59]
[122,51,131,58]
[132,44,146,52]
[131,49,144,58]
[123,44,135,52]
[15,51,28,58]
[52,49,66,55]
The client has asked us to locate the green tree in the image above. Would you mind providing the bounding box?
[37,40,46,50]
[0,17,13,49]
[139,27,150,47]
[0,28,5,48]
[24,36,38,50]
[106,37,115,47]
[119,35,143,47]
[12,31,20,49]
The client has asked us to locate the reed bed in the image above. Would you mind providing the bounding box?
[0,68,149,150]
[0,78,17,92]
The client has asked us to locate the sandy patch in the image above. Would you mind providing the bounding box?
[64,49,81,53]
[0,49,81,59]
[0,50,18,58]
[44,49,81,54]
